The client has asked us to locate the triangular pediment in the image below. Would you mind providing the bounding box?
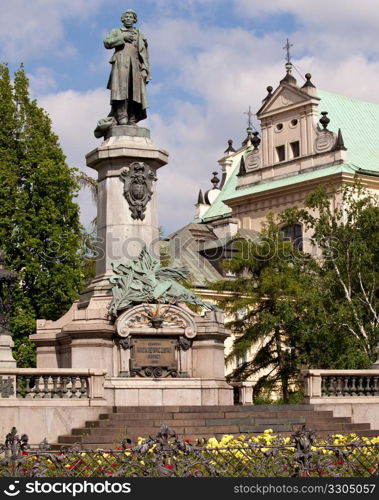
[257,84,318,117]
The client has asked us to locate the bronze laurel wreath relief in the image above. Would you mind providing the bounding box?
[120,162,157,220]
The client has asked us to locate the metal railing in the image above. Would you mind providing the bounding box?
[0,426,378,477]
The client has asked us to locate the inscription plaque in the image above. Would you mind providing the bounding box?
[130,339,178,377]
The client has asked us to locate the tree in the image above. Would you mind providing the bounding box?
[211,216,317,402]
[211,184,379,401]
[0,64,84,365]
[281,183,379,366]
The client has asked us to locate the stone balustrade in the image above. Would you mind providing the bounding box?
[0,368,107,400]
[303,369,379,399]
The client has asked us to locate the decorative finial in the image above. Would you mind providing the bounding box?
[302,73,315,88]
[237,156,246,177]
[252,131,261,149]
[211,171,220,189]
[319,111,330,130]
[265,86,273,100]
[244,106,254,129]
[197,189,205,204]
[224,139,236,154]
[334,128,347,151]
[283,38,293,65]
[280,46,297,86]
[242,127,254,147]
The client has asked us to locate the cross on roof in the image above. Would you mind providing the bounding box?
[244,105,254,128]
[283,38,293,64]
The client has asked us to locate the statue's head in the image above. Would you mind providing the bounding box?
[121,10,137,25]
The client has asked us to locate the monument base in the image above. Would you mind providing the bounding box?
[31,301,234,406]
[105,377,233,406]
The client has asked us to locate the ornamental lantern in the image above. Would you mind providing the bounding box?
[0,250,18,336]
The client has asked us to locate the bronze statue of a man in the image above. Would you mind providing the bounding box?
[104,10,150,126]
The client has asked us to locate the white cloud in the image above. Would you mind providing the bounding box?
[0,0,105,61]
[235,0,379,58]
[28,67,58,95]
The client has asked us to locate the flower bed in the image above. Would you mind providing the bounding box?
[1,426,378,477]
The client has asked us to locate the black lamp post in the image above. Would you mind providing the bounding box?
[0,250,18,336]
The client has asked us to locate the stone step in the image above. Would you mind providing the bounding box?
[102,412,175,421]
[104,409,336,421]
[86,416,353,433]
[112,404,316,413]
[58,435,84,444]
[224,410,335,419]
[54,404,378,450]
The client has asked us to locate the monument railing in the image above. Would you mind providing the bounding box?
[0,368,107,400]
[0,425,378,477]
[303,369,379,398]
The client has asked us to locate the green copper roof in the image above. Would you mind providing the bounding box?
[318,89,379,172]
[196,89,379,223]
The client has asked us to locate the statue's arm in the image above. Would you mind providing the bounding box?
[138,30,151,82]
[104,29,124,49]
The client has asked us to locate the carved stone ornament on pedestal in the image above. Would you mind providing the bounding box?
[115,304,196,378]
[115,304,197,339]
[120,161,157,220]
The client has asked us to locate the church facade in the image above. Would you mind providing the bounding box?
[165,62,379,376]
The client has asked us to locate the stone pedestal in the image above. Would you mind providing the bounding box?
[80,127,168,308]
[0,333,17,368]
[31,302,234,405]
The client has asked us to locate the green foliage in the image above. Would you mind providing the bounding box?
[0,63,84,363]
[281,183,379,365]
[212,185,379,400]
[211,215,316,402]
[12,337,36,368]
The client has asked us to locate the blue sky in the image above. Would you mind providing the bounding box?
[2,0,379,234]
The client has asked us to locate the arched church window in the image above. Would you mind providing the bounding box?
[282,224,303,251]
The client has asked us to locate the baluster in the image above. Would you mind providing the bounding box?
[373,377,379,396]
[321,376,328,396]
[25,376,32,398]
[16,376,23,398]
[364,377,371,396]
[342,377,350,396]
[41,376,49,398]
[368,376,375,396]
[51,375,59,398]
[79,377,88,398]
[358,377,365,396]
[336,377,343,396]
[350,377,357,396]
[330,377,337,396]
[34,376,41,398]
[70,376,78,398]
[61,376,69,398]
